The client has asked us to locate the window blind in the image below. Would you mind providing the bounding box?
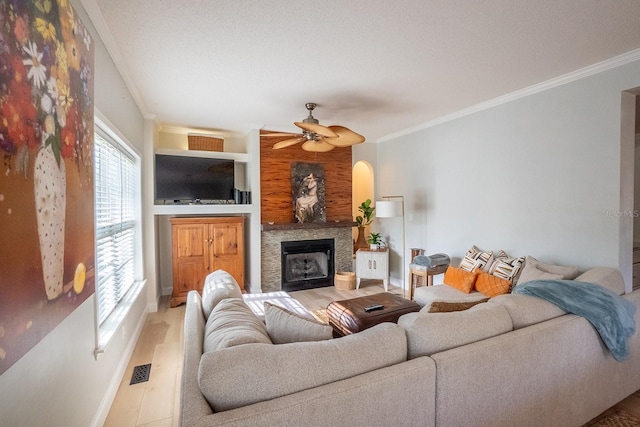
[94,131,136,326]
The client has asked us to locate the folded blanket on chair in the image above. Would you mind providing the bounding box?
[513,279,636,361]
[413,253,450,268]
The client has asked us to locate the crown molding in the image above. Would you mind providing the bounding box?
[81,0,153,120]
[378,48,640,143]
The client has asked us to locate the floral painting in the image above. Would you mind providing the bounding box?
[292,162,325,223]
[0,0,94,375]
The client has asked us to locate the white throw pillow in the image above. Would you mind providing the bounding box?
[201,270,243,319]
[264,302,333,344]
[516,263,563,285]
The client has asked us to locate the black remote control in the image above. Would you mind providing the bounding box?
[364,304,384,312]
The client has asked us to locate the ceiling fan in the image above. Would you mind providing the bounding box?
[265,103,365,152]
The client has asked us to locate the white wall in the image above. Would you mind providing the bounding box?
[372,57,640,292]
[0,1,149,426]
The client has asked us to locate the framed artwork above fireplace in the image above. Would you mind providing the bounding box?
[291,162,326,224]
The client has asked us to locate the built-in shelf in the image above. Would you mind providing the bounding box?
[153,203,254,216]
[155,148,248,163]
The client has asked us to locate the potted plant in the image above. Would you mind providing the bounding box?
[367,232,383,250]
[356,199,375,227]
[354,199,375,252]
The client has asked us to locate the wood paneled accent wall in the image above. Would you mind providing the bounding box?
[260,131,353,224]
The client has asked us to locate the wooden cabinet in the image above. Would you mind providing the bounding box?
[170,217,244,307]
[355,248,389,291]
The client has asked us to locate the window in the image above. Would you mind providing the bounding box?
[94,123,141,345]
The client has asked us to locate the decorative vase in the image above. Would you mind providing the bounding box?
[34,146,66,301]
[354,226,368,252]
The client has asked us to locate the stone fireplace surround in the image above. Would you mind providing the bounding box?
[260,222,354,293]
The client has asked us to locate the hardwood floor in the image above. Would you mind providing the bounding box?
[103,297,185,427]
[103,280,640,426]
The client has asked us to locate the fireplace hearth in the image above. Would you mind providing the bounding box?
[281,239,334,292]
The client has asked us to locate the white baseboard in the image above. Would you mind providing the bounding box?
[90,295,150,427]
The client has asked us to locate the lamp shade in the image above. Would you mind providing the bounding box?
[375,200,403,218]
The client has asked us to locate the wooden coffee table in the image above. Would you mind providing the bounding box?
[326,292,421,336]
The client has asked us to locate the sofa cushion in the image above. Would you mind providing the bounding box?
[414,283,488,307]
[198,322,408,412]
[398,305,513,359]
[475,271,511,297]
[443,266,478,293]
[203,298,272,353]
[201,270,243,319]
[242,291,312,321]
[264,302,333,344]
[427,298,489,313]
[516,263,563,284]
[515,256,579,285]
[575,267,625,295]
[486,293,566,329]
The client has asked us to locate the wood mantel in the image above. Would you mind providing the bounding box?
[261,221,356,231]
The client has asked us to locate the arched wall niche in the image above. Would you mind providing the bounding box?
[352,160,374,243]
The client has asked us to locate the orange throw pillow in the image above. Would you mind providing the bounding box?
[443,266,478,293]
[475,272,512,297]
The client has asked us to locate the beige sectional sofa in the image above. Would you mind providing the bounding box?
[180,267,640,427]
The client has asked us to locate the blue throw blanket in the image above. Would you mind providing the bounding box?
[513,280,636,361]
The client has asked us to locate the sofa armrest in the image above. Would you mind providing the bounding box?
[180,291,214,426]
[183,357,436,427]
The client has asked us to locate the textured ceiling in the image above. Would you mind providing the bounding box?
[84,0,640,141]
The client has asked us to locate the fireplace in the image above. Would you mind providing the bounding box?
[281,238,335,292]
[261,223,353,293]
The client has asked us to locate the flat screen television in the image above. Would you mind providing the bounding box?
[155,153,235,203]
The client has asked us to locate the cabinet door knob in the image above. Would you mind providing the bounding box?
[368,260,372,269]
[373,260,377,269]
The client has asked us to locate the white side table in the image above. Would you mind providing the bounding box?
[355,248,389,291]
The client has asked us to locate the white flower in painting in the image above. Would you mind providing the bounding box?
[22,41,47,90]
[47,76,59,100]
[41,94,53,114]
[82,27,91,51]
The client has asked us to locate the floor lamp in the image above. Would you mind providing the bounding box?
[375,196,405,297]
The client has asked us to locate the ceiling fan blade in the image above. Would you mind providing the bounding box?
[261,132,300,138]
[324,125,366,147]
[273,137,304,149]
[301,140,335,152]
[294,122,338,138]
